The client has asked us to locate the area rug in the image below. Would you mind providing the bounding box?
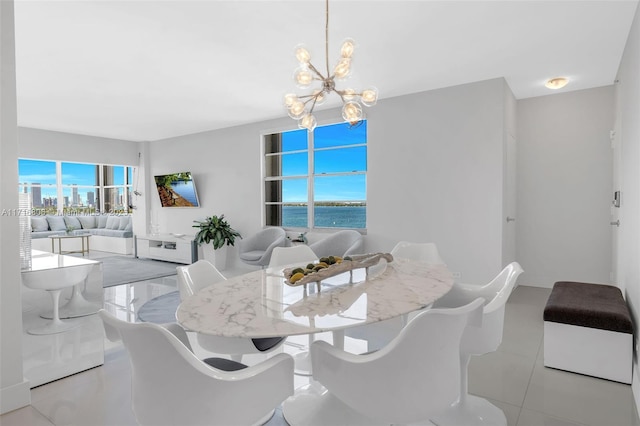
[137,291,180,324]
[101,256,179,288]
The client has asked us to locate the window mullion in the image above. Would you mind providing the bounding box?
[308,131,314,229]
[56,161,63,215]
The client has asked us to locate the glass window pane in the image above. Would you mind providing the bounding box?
[127,167,133,185]
[314,146,367,174]
[265,129,307,154]
[282,204,308,228]
[314,204,366,229]
[264,179,308,203]
[62,162,98,186]
[104,187,124,212]
[282,129,307,152]
[265,152,308,178]
[112,166,125,185]
[314,121,367,149]
[314,175,366,202]
[18,159,57,185]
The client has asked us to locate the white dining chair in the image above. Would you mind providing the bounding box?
[343,241,446,352]
[307,229,363,259]
[287,298,485,425]
[430,261,524,426]
[177,260,286,362]
[99,310,294,426]
[268,245,318,375]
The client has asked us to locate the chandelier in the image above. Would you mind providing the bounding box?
[283,0,378,131]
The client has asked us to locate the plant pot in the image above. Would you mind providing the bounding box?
[201,244,228,271]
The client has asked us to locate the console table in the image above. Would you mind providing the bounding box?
[135,234,198,264]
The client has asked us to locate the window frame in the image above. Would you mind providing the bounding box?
[262,121,367,231]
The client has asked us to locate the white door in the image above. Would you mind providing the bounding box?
[503,132,517,266]
[611,82,622,286]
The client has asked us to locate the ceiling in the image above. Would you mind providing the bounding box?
[13,0,638,142]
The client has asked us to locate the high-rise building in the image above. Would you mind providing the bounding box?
[72,185,79,206]
[63,196,69,207]
[87,191,95,207]
[32,184,42,207]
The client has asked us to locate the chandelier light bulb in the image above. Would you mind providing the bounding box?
[342,101,363,124]
[342,88,356,101]
[295,45,311,64]
[294,68,314,88]
[284,93,298,107]
[340,39,355,58]
[312,89,326,105]
[361,87,378,107]
[299,113,317,131]
[288,100,306,119]
[334,58,351,80]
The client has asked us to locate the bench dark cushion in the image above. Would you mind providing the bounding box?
[544,281,633,334]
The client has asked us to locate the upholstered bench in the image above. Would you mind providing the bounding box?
[543,281,633,384]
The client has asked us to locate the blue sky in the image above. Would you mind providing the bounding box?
[281,121,367,202]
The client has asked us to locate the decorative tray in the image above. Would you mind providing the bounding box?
[283,252,394,291]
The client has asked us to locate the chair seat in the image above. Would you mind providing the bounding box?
[252,337,286,352]
[240,250,265,261]
[203,357,248,371]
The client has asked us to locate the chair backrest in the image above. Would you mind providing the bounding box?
[320,298,484,424]
[461,262,524,355]
[269,245,318,267]
[240,227,286,251]
[308,230,363,258]
[176,260,226,301]
[390,241,445,264]
[98,310,293,426]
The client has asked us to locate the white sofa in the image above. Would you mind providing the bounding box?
[31,214,134,255]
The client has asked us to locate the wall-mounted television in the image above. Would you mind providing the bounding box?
[154,172,200,208]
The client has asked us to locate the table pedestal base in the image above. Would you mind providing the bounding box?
[431,395,507,426]
[282,382,385,426]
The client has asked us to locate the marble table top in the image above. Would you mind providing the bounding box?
[177,258,454,338]
[23,249,101,272]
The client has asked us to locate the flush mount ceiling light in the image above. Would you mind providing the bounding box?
[283,0,378,131]
[545,77,569,90]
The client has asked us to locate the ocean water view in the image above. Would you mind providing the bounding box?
[282,205,366,229]
[170,180,199,205]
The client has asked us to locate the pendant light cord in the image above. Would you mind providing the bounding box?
[325,0,330,77]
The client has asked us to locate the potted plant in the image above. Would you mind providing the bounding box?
[192,214,241,269]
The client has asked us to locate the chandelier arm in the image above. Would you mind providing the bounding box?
[325,0,330,77]
[307,62,326,80]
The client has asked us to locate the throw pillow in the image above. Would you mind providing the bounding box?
[97,215,109,229]
[31,216,49,232]
[78,216,96,229]
[46,215,67,231]
[106,216,120,230]
[118,216,130,230]
[64,216,82,230]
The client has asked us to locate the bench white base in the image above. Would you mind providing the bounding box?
[31,235,133,255]
[544,321,632,384]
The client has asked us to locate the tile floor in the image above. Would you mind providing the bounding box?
[2,253,639,426]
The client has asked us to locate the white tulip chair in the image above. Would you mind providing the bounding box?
[283,298,485,425]
[431,262,524,426]
[99,310,294,426]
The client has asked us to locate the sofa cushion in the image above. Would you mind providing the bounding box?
[89,228,133,238]
[46,215,67,231]
[64,216,82,230]
[118,216,131,231]
[97,215,109,229]
[31,230,66,239]
[106,216,120,230]
[31,216,49,232]
[78,216,96,229]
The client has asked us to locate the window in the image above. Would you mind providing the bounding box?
[18,159,134,214]
[264,121,367,229]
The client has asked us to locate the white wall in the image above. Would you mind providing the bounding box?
[18,127,140,165]
[614,2,640,412]
[516,87,614,287]
[0,0,31,414]
[150,78,512,283]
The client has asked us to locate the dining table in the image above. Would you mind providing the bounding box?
[176,255,454,425]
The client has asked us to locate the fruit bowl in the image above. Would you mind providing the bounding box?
[283,252,394,291]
